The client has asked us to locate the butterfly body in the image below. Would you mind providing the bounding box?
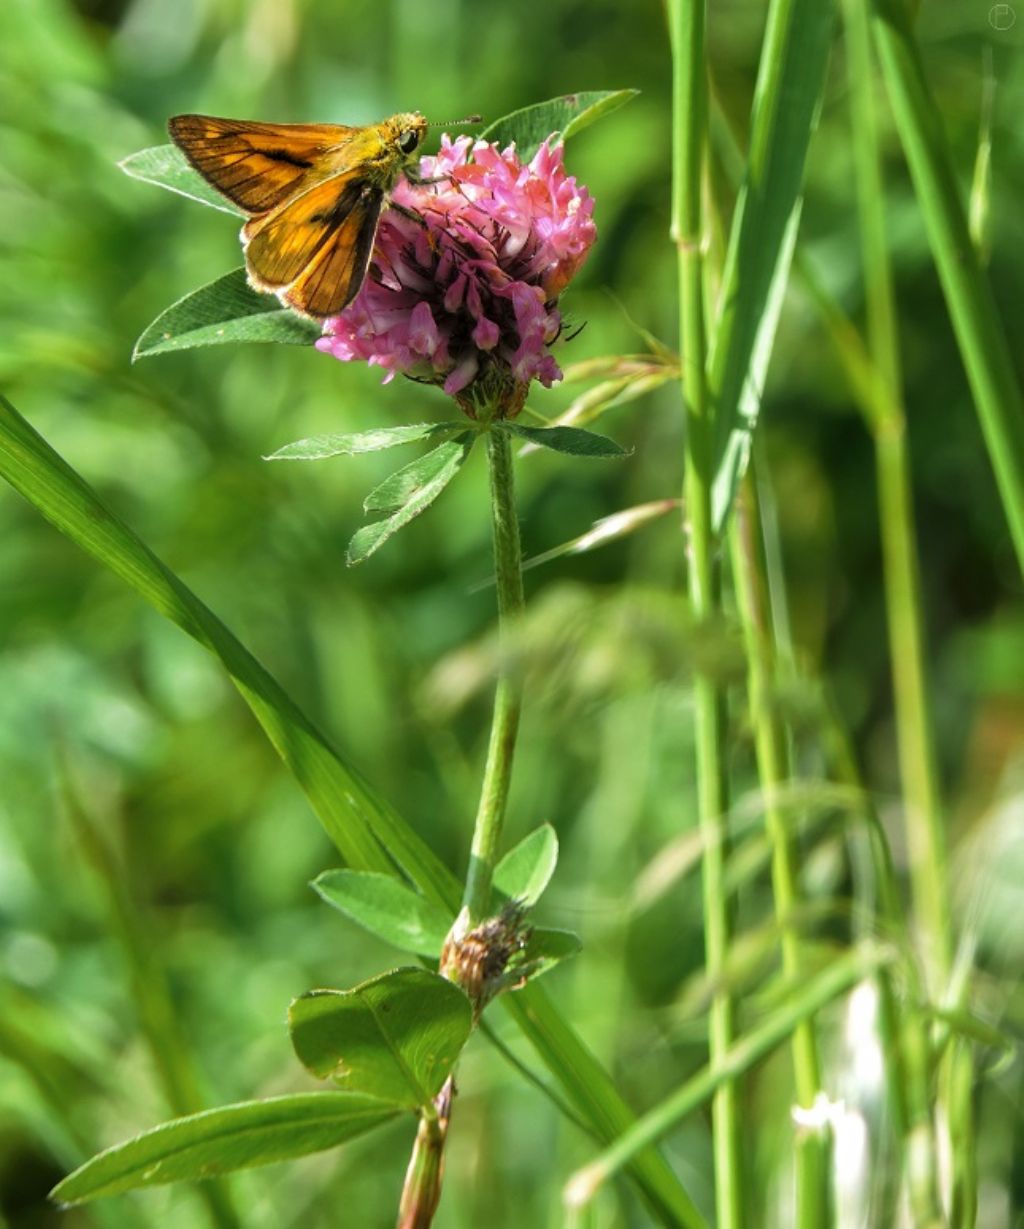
[168,111,429,317]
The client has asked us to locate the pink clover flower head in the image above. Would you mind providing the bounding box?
[316,134,596,417]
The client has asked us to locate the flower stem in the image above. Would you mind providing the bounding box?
[729,474,828,1226]
[402,425,526,1229]
[460,425,526,924]
[669,1,743,1225]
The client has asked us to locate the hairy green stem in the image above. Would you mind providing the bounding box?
[460,426,525,923]
[405,425,527,1229]
[669,1,743,1224]
[729,477,828,1226]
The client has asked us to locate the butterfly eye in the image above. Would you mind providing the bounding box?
[398,129,420,155]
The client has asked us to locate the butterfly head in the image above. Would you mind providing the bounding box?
[384,112,429,161]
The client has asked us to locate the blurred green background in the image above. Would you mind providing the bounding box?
[1,0,1022,1225]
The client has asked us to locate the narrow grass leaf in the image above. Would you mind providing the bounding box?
[478,90,639,162]
[497,421,628,458]
[133,268,319,360]
[0,393,446,895]
[50,1093,399,1204]
[348,434,473,564]
[0,395,703,1227]
[518,500,680,576]
[288,969,472,1107]
[267,422,464,462]
[119,144,242,216]
[565,943,893,1206]
[872,0,1024,570]
[313,870,452,957]
[707,0,835,530]
[494,825,559,907]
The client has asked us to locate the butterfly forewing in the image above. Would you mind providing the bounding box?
[168,109,428,317]
[168,115,356,215]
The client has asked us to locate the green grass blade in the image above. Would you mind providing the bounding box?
[707,0,835,531]
[872,0,1024,573]
[0,392,443,895]
[0,393,702,1227]
[565,943,892,1207]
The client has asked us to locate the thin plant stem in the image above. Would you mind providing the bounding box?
[669,1,743,1225]
[460,426,526,923]
[729,475,828,1226]
[401,423,527,1229]
[844,7,972,1220]
[804,271,948,1229]
[845,0,952,991]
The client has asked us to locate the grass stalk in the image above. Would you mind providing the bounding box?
[871,0,1024,573]
[729,475,828,1226]
[669,1,743,1225]
[845,8,974,1220]
[847,0,954,993]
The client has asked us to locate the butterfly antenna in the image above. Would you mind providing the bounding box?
[429,114,482,128]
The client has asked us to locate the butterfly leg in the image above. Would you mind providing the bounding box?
[389,200,431,227]
[404,171,455,188]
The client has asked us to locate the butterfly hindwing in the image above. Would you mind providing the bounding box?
[242,170,384,315]
[282,187,384,316]
[168,115,356,215]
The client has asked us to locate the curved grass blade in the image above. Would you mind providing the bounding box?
[707,0,836,531]
[51,1093,400,1205]
[0,392,440,895]
[133,269,319,361]
[565,943,893,1207]
[0,394,704,1228]
[871,0,1024,572]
